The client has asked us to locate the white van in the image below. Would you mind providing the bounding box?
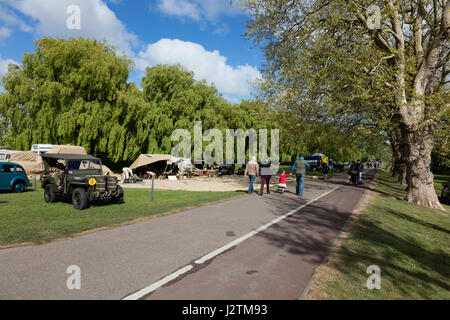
[31,144,53,154]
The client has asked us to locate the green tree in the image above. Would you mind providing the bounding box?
[0,37,141,164]
[243,0,449,210]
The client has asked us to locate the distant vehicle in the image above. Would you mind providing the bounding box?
[441,182,450,205]
[304,156,323,170]
[31,144,54,155]
[217,163,235,175]
[41,153,123,210]
[0,162,32,192]
[0,150,20,161]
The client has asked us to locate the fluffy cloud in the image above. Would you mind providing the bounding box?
[5,0,138,55]
[0,56,19,79]
[135,38,260,101]
[0,26,13,42]
[155,0,242,22]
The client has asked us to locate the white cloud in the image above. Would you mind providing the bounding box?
[156,0,201,21]
[135,38,260,101]
[0,26,13,41]
[4,0,138,55]
[0,56,19,79]
[155,0,243,22]
[0,1,33,33]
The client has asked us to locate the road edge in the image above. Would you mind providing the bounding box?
[298,169,379,300]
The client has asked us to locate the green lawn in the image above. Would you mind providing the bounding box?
[308,170,450,299]
[0,187,242,246]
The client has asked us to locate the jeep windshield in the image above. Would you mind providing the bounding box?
[67,159,102,170]
[67,159,102,175]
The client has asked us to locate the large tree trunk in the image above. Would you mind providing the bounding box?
[401,123,445,211]
[389,127,407,184]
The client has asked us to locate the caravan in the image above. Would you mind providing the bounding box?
[31,144,53,155]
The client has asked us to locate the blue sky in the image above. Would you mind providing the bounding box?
[0,0,264,102]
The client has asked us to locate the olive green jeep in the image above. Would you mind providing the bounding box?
[41,153,123,210]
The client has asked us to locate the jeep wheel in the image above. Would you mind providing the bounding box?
[72,188,88,210]
[14,181,25,193]
[44,184,56,203]
[111,186,124,204]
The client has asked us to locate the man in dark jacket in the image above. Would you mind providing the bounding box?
[321,162,330,180]
[260,158,272,195]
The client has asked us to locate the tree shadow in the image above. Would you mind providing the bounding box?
[333,218,450,296]
[243,176,450,297]
[385,208,450,235]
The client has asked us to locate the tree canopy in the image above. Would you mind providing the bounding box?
[242,0,449,210]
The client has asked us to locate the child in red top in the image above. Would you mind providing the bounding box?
[278,170,291,193]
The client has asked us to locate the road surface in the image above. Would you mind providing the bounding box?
[0,170,375,299]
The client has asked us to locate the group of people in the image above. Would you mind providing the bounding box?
[244,155,311,196]
[244,156,373,195]
[366,161,381,169]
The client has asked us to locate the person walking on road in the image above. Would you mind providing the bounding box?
[356,160,363,184]
[290,155,310,196]
[244,157,259,194]
[278,170,291,194]
[348,161,358,185]
[260,158,272,195]
[321,162,330,180]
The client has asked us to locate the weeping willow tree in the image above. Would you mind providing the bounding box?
[0,37,149,163]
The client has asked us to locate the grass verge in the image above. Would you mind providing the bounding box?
[0,187,242,246]
[306,170,450,299]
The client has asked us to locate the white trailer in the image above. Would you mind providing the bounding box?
[31,144,54,155]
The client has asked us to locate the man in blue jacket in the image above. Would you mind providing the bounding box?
[290,155,310,196]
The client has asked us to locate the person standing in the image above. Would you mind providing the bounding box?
[321,162,330,180]
[290,155,310,196]
[348,162,358,185]
[260,158,272,195]
[278,170,291,194]
[244,157,259,194]
[356,160,363,184]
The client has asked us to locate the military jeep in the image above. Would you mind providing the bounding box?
[41,153,123,210]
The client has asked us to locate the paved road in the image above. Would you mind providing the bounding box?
[0,170,376,299]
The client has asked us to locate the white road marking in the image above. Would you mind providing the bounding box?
[122,186,339,300]
[122,265,193,300]
[194,186,340,264]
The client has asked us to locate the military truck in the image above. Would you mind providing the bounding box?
[41,153,123,210]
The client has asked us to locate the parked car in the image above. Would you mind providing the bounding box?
[0,162,32,192]
[41,153,123,210]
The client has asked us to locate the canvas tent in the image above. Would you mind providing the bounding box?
[130,154,188,178]
[47,145,87,155]
[102,165,113,175]
[9,151,44,175]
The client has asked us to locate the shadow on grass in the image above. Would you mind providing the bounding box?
[386,208,450,235]
[334,217,450,297]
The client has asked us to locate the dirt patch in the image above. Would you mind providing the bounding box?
[120,175,293,192]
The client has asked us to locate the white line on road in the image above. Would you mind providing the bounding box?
[122,265,193,300]
[194,186,340,264]
[122,186,340,300]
